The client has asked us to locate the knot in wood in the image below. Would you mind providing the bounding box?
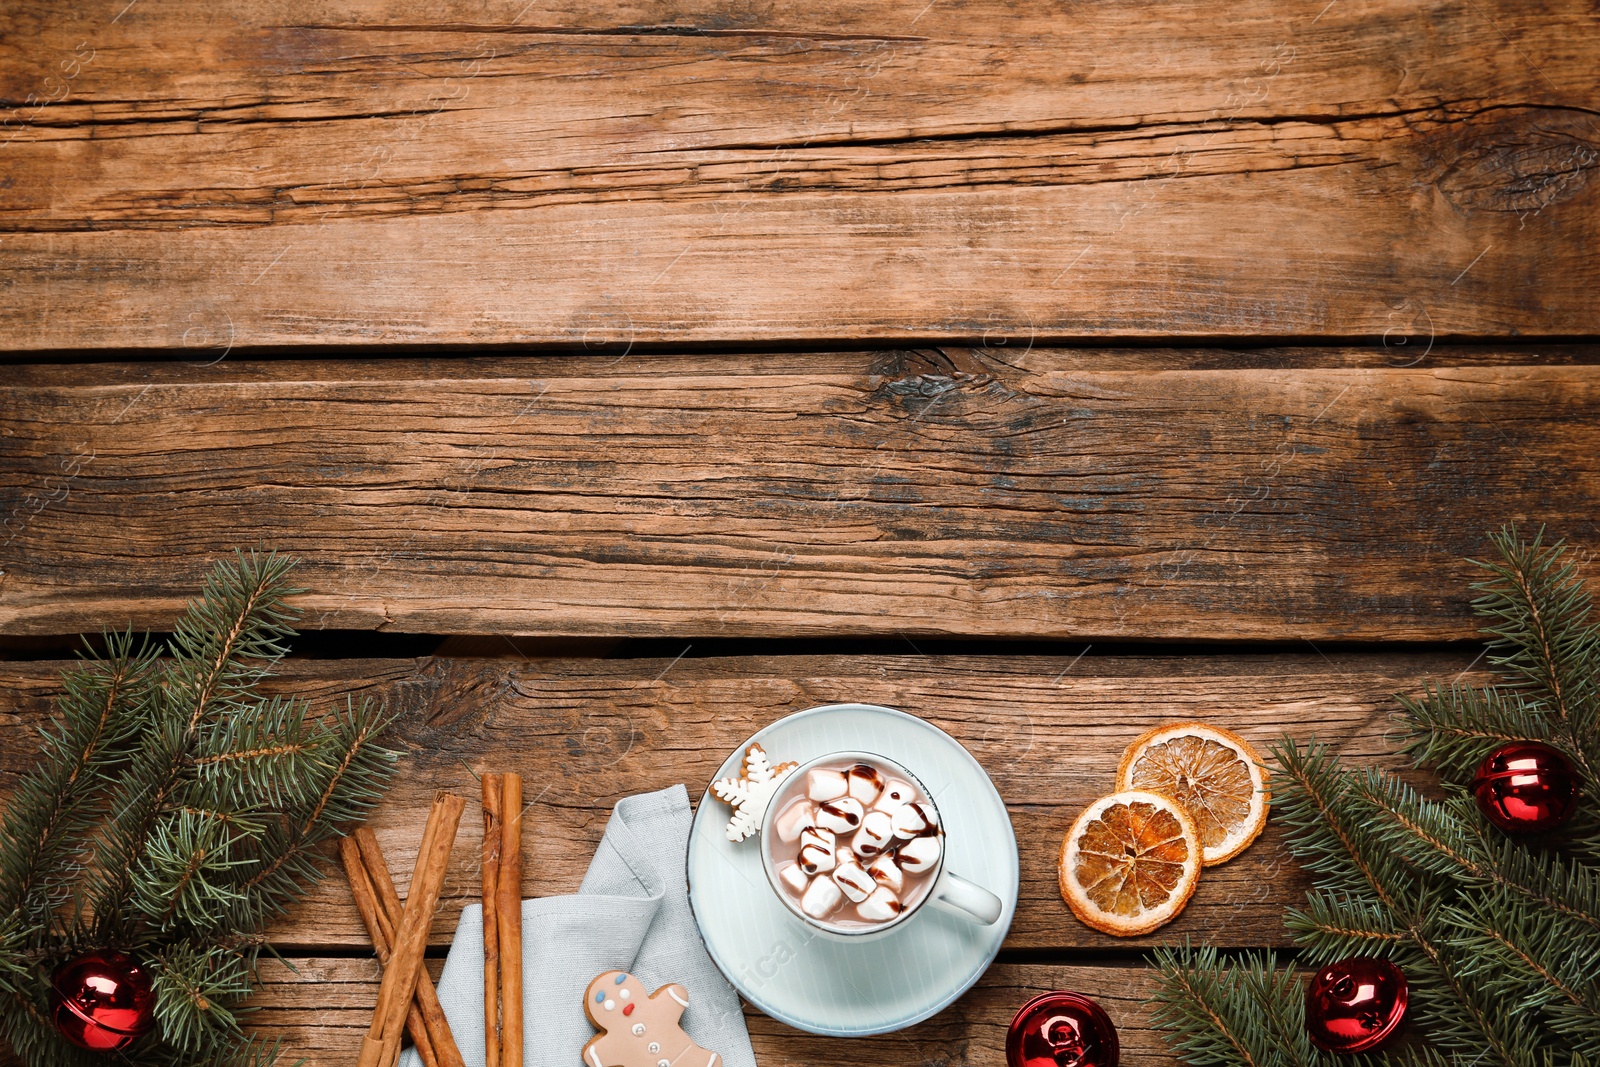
[1433,106,1599,216]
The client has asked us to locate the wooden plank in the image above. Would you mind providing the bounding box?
[3,352,1599,640]
[0,652,1480,951]
[1,0,1596,348]
[244,957,1174,1067]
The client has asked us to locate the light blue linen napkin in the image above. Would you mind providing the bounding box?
[400,785,756,1067]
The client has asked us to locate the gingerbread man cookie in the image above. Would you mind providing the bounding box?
[581,971,722,1067]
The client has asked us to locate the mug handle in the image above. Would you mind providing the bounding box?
[929,870,1003,925]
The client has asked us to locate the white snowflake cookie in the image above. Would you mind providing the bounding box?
[710,743,798,843]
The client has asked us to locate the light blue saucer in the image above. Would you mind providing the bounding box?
[686,703,1019,1037]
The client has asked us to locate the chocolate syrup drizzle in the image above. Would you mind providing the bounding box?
[817,800,862,827]
[847,764,884,792]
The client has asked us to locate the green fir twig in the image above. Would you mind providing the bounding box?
[0,551,399,1067]
[1152,528,1600,1067]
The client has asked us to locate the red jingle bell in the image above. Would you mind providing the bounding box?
[50,950,156,1053]
[1304,956,1407,1054]
[1006,990,1119,1067]
[1470,741,1578,834]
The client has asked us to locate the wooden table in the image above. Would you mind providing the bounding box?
[2,1,1597,1063]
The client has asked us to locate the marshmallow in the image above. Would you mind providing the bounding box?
[807,769,848,802]
[852,810,896,857]
[891,801,938,839]
[868,853,903,893]
[799,826,834,852]
[800,874,844,919]
[799,843,836,874]
[815,797,865,834]
[846,764,885,805]
[896,833,941,874]
[778,863,809,894]
[873,779,916,814]
[798,827,836,874]
[833,859,876,903]
[857,886,905,922]
[799,844,834,874]
[775,800,816,843]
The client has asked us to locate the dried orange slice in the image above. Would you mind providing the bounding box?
[1116,722,1269,866]
[1058,790,1200,936]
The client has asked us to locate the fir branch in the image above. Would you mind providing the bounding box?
[286,697,396,832]
[168,1033,287,1067]
[1269,739,1420,917]
[1341,770,1483,884]
[0,551,392,1067]
[150,943,252,1055]
[85,552,302,942]
[191,697,325,811]
[85,706,190,943]
[1468,526,1600,786]
[1480,925,1588,1010]
[1396,683,1556,788]
[1400,938,1529,1067]
[225,698,397,932]
[0,920,32,998]
[1283,892,1407,962]
[131,811,250,937]
[1442,890,1600,1042]
[0,631,156,936]
[1156,530,1600,1067]
[1461,815,1600,936]
[1550,999,1600,1058]
[1273,740,1530,1067]
[166,552,302,735]
[1379,1048,1450,1067]
[176,808,261,836]
[1149,944,1317,1067]
[1342,774,1600,935]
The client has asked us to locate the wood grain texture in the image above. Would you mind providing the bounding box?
[3,352,1598,640]
[1,0,1596,348]
[244,957,1173,1067]
[0,651,1481,951]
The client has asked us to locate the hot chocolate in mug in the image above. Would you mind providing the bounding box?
[760,750,1003,941]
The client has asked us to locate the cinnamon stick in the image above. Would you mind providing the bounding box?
[497,774,523,1067]
[353,828,466,1067]
[480,774,503,1067]
[339,837,438,1067]
[357,806,440,1067]
[357,791,464,1067]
